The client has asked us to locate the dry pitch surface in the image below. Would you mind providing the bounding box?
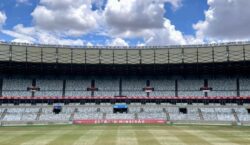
[0,124,250,145]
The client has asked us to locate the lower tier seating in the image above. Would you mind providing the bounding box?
[0,104,250,123]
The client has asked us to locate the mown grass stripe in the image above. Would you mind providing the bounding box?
[166,126,213,145]
[20,130,72,145]
[0,131,33,143]
[72,125,105,145]
[134,126,161,145]
[46,130,86,145]
[93,125,117,145]
[0,131,37,145]
[182,127,238,145]
[0,124,250,145]
[116,126,138,145]
[204,128,250,145]
[148,129,186,145]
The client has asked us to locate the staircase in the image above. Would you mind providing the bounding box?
[69,108,77,121]
[232,108,240,123]
[36,108,42,121]
[166,112,170,120]
[0,109,7,120]
[103,113,106,119]
[163,108,170,120]
[198,108,204,120]
[135,113,138,119]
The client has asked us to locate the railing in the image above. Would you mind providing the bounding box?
[1,40,250,49]
[0,96,249,100]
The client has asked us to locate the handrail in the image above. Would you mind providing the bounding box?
[1,41,250,50]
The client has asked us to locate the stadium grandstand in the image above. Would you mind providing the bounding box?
[1,41,250,126]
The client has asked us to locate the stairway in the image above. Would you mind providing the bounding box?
[69,108,77,121]
[103,113,106,119]
[232,108,240,123]
[36,108,42,121]
[0,109,7,120]
[163,108,170,120]
[135,113,138,119]
[166,112,170,120]
[198,108,204,120]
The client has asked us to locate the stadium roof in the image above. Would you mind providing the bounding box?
[0,41,250,64]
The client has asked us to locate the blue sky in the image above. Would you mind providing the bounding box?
[0,0,249,46]
[165,0,208,36]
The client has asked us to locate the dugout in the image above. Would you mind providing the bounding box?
[53,105,62,114]
[113,104,128,113]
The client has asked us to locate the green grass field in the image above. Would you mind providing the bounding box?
[0,124,250,145]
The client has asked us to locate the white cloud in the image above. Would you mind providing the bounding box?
[2,24,36,43]
[3,0,207,46]
[86,42,93,47]
[109,37,129,46]
[37,32,84,45]
[31,0,100,36]
[103,0,190,45]
[2,24,85,45]
[137,42,146,47]
[144,19,187,45]
[163,0,182,9]
[193,0,250,41]
[16,0,32,6]
[12,38,32,43]
[16,0,29,3]
[0,11,7,27]
[104,0,181,35]
[104,0,165,34]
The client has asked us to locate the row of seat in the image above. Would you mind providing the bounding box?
[0,106,250,122]
[2,78,250,97]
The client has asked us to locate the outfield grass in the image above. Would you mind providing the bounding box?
[0,124,250,145]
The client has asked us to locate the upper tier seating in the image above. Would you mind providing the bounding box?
[35,79,63,97]
[149,79,175,97]
[150,91,175,97]
[239,78,250,90]
[2,79,31,97]
[0,77,247,97]
[239,78,250,96]
[208,79,236,97]
[150,79,175,91]
[123,78,145,91]
[95,91,119,97]
[178,79,203,91]
[122,91,146,97]
[95,78,119,91]
[65,79,90,96]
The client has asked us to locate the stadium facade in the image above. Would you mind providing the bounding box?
[0,41,250,125]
